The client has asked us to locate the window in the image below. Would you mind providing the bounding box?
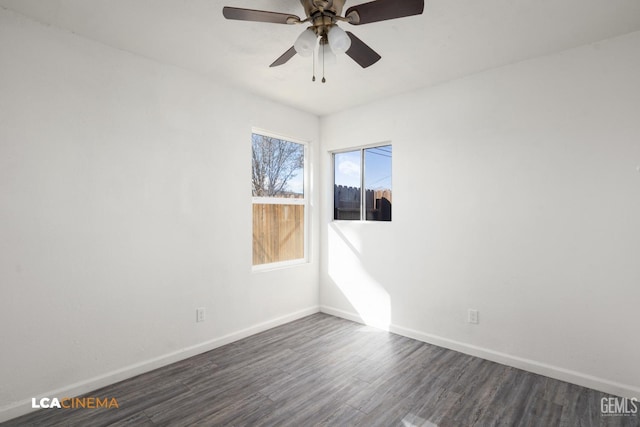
[334,144,392,221]
[252,131,307,267]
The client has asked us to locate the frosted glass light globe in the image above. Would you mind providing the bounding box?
[328,25,351,54]
[294,28,317,57]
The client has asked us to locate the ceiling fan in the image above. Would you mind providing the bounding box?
[222,0,424,80]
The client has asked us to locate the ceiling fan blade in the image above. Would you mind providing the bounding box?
[222,7,300,24]
[345,32,381,68]
[345,0,424,25]
[270,46,297,67]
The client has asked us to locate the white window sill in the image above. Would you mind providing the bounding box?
[252,258,308,273]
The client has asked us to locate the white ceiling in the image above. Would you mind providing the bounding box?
[2,0,640,116]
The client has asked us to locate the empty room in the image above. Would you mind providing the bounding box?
[1,0,639,425]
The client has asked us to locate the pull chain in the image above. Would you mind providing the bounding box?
[312,47,316,82]
[322,43,326,83]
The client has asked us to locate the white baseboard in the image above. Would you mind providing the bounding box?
[0,306,320,423]
[320,305,368,325]
[320,305,640,400]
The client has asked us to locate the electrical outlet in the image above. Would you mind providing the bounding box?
[468,309,479,324]
[196,307,206,323]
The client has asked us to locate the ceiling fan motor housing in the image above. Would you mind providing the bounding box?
[303,0,347,17]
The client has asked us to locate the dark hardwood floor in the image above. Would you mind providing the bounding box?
[4,313,638,426]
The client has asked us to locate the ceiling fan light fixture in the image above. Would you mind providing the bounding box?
[294,28,317,57]
[327,25,351,54]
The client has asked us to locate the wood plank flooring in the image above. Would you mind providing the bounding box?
[3,313,638,426]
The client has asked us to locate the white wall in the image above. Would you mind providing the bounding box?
[320,31,640,398]
[0,8,320,421]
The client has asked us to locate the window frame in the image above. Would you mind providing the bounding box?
[251,128,310,271]
[332,142,392,222]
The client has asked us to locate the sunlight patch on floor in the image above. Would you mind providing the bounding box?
[402,413,438,427]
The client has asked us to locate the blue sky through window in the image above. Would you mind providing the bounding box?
[288,171,304,195]
[334,145,392,190]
